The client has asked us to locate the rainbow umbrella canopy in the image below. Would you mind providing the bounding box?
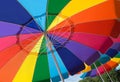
[0,0,120,82]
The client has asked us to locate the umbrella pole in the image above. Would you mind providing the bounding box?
[94,63,105,82]
[45,33,65,82]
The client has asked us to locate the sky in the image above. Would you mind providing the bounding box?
[115,64,120,71]
[60,74,83,82]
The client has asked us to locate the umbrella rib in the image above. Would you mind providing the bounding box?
[101,63,114,82]
[22,18,33,26]
[44,33,64,82]
[36,17,46,32]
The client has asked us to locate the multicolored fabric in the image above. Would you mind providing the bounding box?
[0,0,120,82]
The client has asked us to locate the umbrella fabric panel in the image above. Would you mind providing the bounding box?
[0,36,41,82]
[102,64,111,72]
[82,64,91,73]
[13,36,44,82]
[111,43,120,51]
[91,61,101,69]
[97,65,110,75]
[47,0,70,15]
[0,0,32,25]
[111,58,120,64]
[98,55,110,64]
[0,36,18,51]
[111,21,120,37]
[105,48,118,58]
[0,22,41,37]
[90,69,97,77]
[18,0,47,30]
[115,0,120,18]
[49,34,100,65]
[112,35,120,42]
[32,38,50,82]
[47,46,68,82]
[32,55,50,82]
[73,20,120,37]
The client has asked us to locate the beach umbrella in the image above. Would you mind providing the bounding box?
[80,53,120,82]
[80,36,120,81]
[80,50,120,77]
[0,0,120,82]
